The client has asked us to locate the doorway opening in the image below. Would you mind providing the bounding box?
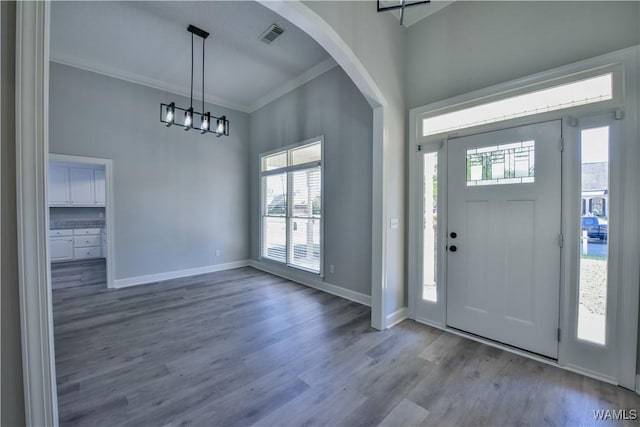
[48,154,114,291]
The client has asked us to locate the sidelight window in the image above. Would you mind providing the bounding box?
[577,126,609,345]
[423,152,438,301]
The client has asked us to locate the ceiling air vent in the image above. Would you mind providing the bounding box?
[259,24,284,44]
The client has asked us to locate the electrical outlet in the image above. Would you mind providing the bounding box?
[215,250,221,257]
[329,264,335,274]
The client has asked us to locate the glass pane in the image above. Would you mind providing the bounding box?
[263,174,287,216]
[466,140,535,186]
[262,152,287,172]
[263,217,287,263]
[423,153,438,302]
[290,142,321,166]
[290,218,320,273]
[578,126,609,345]
[423,73,612,136]
[291,167,321,218]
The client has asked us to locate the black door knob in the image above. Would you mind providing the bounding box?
[449,245,457,252]
[450,232,457,238]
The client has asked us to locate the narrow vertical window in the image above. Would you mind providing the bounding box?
[577,126,609,345]
[423,152,438,301]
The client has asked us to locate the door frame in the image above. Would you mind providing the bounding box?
[408,45,639,388]
[49,153,115,289]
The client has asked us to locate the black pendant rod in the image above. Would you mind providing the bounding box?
[202,36,205,115]
[190,32,194,109]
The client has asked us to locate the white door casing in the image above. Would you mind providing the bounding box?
[446,121,562,359]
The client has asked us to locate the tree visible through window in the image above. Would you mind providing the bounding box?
[261,140,322,273]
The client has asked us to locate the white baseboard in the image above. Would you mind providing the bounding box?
[112,260,251,289]
[386,307,408,328]
[249,260,371,307]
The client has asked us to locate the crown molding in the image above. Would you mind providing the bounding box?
[49,51,253,113]
[50,51,338,115]
[248,56,338,112]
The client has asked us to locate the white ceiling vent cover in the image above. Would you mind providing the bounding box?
[259,24,284,44]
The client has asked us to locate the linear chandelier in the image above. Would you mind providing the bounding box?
[160,24,229,137]
[377,0,431,25]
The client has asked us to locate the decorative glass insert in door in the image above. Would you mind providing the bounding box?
[423,153,438,302]
[466,141,535,186]
[577,126,609,345]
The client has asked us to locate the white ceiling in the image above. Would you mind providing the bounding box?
[50,1,333,113]
[380,0,454,27]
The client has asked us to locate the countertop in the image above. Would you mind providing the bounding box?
[50,220,105,230]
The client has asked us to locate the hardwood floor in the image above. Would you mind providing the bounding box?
[51,258,106,289]
[52,267,639,426]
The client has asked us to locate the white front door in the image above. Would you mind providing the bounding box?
[446,121,562,358]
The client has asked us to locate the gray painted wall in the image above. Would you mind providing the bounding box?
[250,66,373,296]
[1,2,26,426]
[50,62,250,280]
[407,1,640,109]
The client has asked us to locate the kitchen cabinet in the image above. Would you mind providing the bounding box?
[49,162,106,207]
[50,235,74,261]
[69,167,95,205]
[94,169,106,205]
[49,165,70,205]
[50,228,105,262]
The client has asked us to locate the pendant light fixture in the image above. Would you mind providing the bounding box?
[160,25,229,137]
[377,0,431,26]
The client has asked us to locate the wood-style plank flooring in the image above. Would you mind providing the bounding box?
[51,259,106,290]
[52,267,640,426]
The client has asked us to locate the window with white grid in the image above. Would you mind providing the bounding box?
[260,139,322,274]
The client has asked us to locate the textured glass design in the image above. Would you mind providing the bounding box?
[466,141,535,186]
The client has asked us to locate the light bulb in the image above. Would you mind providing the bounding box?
[216,117,225,135]
[200,112,210,134]
[165,103,175,127]
[184,108,193,130]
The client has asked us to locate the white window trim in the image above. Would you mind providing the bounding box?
[408,45,639,389]
[259,135,325,277]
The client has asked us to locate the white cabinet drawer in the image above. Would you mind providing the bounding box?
[74,246,101,259]
[50,237,74,261]
[50,229,73,238]
[74,235,101,248]
[73,228,102,236]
